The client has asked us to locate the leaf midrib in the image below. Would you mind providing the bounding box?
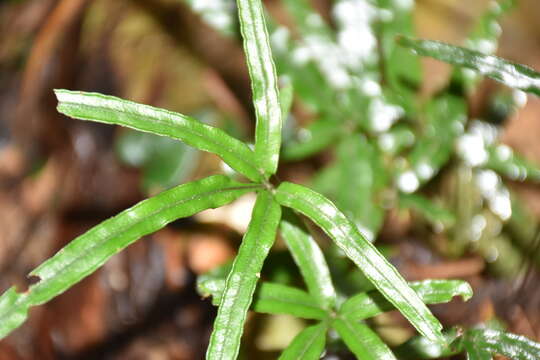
[38,184,260,280]
[296,324,325,359]
[1,184,260,321]
[60,99,263,179]
[244,0,276,163]
[337,318,384,359]
[216,194,275,360]
[279,188,434,336]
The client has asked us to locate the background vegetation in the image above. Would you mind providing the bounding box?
[1,0,540,358]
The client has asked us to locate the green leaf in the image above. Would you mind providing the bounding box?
[377,124,416,155]
[332,318,397,360]
[375,0,421,91]
[393,328,463,359]
[397,37,540,96]
[486,144,540,183]
[339,280,473,320]
[280,77,294,120]
[253,282,327,320]
[467,0,515,55]
[399,193,456,227]
[116,130,199,191]
[455,0,515,89]
[198,269,328,320]
[322,136,387,240]
[206,191,282,360]
[280,209,337,310]
[279,322,327,360]
[237,0,282,176]
[197,262,232,306]
[54,89,263,182]
[507,193,540,268]
[275,182,445,344]
[464,328,540,360]
[282,119,342,161]
[0,175,258,339]
[267,20,335,116]
[465,343,493,360]
[404,94,466,189]
[280,0,372,124]
[199,278,226,306]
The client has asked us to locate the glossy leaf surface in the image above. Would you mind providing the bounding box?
[0,175,258,339]
[398,37,540,96]
[464,328,540,360]
[198,269,327,320]
[206,191,281,359]
[465,343,493,360]
[55,89,263,182]
[197,262,232,306]
[393,328,463,359]
[275,182,445,344]
[332,318,396,360]
[340,280,472,320]
[252,282,327,319]
[237,0,282,176]
[455,0,515,90]
[279,322,327,360]
[280,210,337,310]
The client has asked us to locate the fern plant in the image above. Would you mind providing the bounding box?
[1,0,540,359]
[184,0,540,275]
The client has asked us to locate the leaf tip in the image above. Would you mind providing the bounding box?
[458,282,474,302]
[53,88,67,99]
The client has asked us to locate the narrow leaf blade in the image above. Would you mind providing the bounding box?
[332,318,397,360]
[197,262,232,306]
[464,328,540,360]
[206,191,282,359]
[393,328,463,359]
[279,322,327,360]
[280,209,337,310]
[198,276,327,320]
[55,89,263,182]
[465,343,493,360]
[253,282,327,319]
[455,0,515,89]
[275,182,445,344]
[397,37,540,96]
[340,280,473,320]
[237,0,282,176]
[0,175,258,339]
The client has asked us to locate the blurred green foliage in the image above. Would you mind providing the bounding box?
[184,0,540,358]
